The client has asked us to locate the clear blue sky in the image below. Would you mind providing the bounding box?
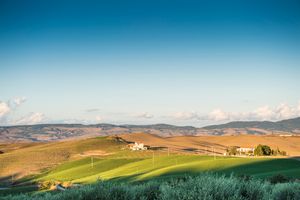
[0,0,300,126]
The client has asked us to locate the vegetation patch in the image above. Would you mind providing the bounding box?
[2,174,300,200]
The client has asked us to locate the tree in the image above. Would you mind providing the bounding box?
[254,145,264,156]
[271,147,288,156]
[269,174,289,184]
[254,144,271,156]
[262,145,271,155]
[226,146,238,155]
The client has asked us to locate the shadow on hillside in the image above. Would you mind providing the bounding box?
[0,172,23,186]
[2,157,300,195]
[149,146,167,151]
[139,157,300,180]
[191,140,226,149]
[73,157,300,185]
[290,156,300,160]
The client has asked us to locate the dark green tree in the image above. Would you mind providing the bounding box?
[254,144,271,156]
[226,146,238,155]
[262,145,271,155]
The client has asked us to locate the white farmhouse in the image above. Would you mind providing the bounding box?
[237,147,254,154]
[129,142,147,151]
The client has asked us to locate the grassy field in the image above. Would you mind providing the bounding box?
[35,154,300,184]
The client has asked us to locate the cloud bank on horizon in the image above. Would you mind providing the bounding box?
[1,97,300,127]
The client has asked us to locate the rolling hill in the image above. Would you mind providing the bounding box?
[1,133,300,197]
[0,117,300,142]
[1,132,300,184]
[203,117,300,131]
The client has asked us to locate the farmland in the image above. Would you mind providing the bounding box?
[1,133,300,199]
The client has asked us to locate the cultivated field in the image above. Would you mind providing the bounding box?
[120,133,300,156]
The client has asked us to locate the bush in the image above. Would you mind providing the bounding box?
[2,174,300,200]
[271,183,300,200]
[271,148,287,156]
[269,174,290,184]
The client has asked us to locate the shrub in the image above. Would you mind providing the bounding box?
[271,148,287,156]
[269,174,290,184]
[2,174,300,200]
[271,183,300,200]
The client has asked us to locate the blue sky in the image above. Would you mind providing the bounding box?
[0,0,300,126]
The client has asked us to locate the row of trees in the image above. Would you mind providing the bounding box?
[254,145,287,156]
[226,145,287,156]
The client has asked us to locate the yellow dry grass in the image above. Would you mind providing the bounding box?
[119,133,300,156]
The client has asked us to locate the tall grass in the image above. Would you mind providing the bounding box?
[2,173,300,200]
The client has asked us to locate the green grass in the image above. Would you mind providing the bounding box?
[34,154,300,184]
[37,158,141,181]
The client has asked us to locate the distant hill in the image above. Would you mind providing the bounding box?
[203,117,300,132]
[0,123,201,142]
[0,117,299,142]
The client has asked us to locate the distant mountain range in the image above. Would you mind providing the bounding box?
[0,117,299,142]
[203,117,300,131]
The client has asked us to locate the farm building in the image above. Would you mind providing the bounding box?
[128,142,148,151]
[237,147,254,154]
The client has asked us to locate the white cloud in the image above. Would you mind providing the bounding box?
[14,112,47,125]
[171,101,300,122]
[250,103,299,121]
[171,111,198,120]
[12,97,27,107]
[252,106,275,120]
[208,109,230,121]
[275,104,293,119]
[0,97,27,118]
[95,116,103,122]
[0,102,10,118]
[86,108,100,113]
[135,112,154,119]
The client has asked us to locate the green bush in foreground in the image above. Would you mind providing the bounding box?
[2,174,300,200]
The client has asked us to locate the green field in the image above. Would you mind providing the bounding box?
[36,154,300,184]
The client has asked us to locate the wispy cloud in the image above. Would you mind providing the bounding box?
[95,116,103,122]
[0,101,10,118]
[207,109,230,121]
[171,111,198,120]
[0,97,49,126]
[14,112,47,125]
[85,108,100,113]
[170,101,300,122]
[11,97,27,107]
[134,112,154,119]
[0,97,27,121]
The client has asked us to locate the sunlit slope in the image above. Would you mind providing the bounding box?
[37,158,141,181]
[37,155,300,184]
[0,136,127,179]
